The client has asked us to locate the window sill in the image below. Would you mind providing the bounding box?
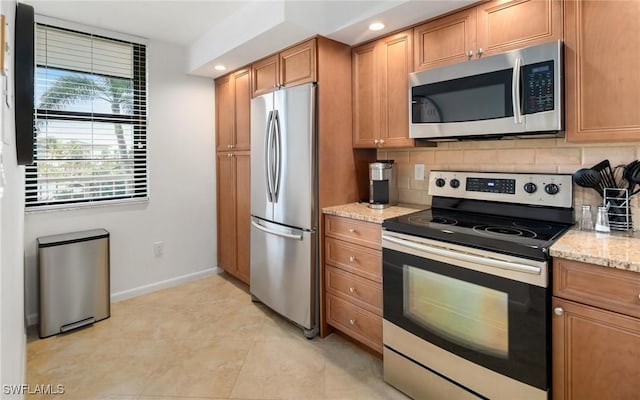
[25,197,149,214]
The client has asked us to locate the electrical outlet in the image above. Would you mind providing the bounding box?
[153,241,164,257]
[414,164,425,181]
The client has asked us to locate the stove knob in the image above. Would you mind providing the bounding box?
[523,182,537,194]
[450,178,460,189]
[435,178,446,187]
[545,183,560,195]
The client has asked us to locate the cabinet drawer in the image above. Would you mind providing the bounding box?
[325,265,382,315]
[325,215,381,249]
[326,293,382,353]
[325,237,382,282]
[553,258,640,319]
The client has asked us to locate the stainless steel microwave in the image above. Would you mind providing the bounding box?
[409,40,563,140]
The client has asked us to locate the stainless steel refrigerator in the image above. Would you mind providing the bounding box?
[250,82,318,338]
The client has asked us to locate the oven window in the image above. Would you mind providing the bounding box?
[403,265,508,359]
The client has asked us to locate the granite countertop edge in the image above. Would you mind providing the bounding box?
[322,202,424,224]
[550,229,640,274]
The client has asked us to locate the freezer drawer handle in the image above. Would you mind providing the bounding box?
[251,220,303,241]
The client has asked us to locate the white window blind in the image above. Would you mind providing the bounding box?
[26,24,148,208]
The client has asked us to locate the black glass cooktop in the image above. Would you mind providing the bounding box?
[383,208,571,260]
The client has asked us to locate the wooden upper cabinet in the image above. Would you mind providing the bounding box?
[353,30,419,148]
[215,75,234,151]
[251,54,278,98]
[352,42,378,147]
[476,0,562,57]
[379,31,414,147]
[280,39,317,88]
[564,0,640,142]
[251,39,317,97]
[414,0,561,71]
[215,68,251,152]
[414,8,477,71]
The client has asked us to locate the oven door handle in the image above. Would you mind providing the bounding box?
[383,234,541,275]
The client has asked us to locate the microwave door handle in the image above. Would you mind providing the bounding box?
[512,57,523,124]
[265,110,274,202]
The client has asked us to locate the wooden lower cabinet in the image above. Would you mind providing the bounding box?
[324,214,383,353]
[552,259,640,400]
[216,151,250,284]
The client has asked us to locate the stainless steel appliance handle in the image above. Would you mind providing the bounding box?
[273,110,282,202]
[265,110,274,202]
[251,220,303,240]
[383,234,541,275]
[512,57,522,124]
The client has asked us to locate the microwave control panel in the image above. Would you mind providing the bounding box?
[523,60,555,115]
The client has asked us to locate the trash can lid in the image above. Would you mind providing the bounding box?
[37,229,109,248]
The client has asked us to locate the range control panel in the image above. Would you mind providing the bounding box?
[429,171,573,208]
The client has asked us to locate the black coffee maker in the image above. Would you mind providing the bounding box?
[369,160,398,209]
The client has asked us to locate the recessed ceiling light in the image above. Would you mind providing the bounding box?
[214,65,226,71]
[369,22,385,31]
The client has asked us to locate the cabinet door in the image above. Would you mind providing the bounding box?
[216,153,237,273]
[215,75,234,152]
[234,152,251,284]
[233,69,251,151]
[251,54,278,98]
[280,39,317,88]
[564,0,640,142]
[413,7,476,71]
[552,297,640,400]
[476,0,562,57]
[352,42,379,148]
[379,30,414,148]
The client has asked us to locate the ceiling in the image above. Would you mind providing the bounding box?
[24,0,475,78]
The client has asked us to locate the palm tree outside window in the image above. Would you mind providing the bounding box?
[26,24,147,208]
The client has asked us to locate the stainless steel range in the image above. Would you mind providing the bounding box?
[381,171,573,400]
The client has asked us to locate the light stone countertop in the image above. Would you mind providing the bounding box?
[322,202,424,224]
[550,229,640,273]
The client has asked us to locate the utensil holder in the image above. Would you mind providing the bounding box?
[603,188,633,231]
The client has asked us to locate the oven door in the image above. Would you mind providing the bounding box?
[382,231,550,392]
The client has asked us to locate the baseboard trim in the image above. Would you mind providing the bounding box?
[26,268,220,327]
[110,267,218,302]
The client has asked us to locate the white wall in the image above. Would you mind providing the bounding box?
[1,0,27,396]
[23,40,217,322]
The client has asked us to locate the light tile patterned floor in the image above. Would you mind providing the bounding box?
[26,272,409,400]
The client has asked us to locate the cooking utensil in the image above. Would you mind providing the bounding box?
[573,168,603,196]
[627,162,640,196]
[591,159,618,189]
[623,160,640,191]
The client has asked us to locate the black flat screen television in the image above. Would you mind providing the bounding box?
[14,3,34,165]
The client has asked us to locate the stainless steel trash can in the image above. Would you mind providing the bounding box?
[38,229,110,338]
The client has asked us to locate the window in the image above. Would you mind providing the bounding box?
[26,24,147,208]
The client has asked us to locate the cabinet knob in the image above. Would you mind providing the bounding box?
[348,228,357,233]
[467,50,474,57]
[553,307,564,316]
[349,256,356,263]
[349,319,356,325]
[379,139,385,145]
[477,48,484,56]
[349,287,356,294]
[227,144,232,149]
[374,139,379,144]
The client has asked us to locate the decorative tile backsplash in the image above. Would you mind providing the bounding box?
[378,138,640,230]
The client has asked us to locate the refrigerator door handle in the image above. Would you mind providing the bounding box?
[251,220,303,241]
[273,110,282,202]
[265,110,275,202]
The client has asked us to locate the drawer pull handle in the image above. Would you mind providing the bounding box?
[348,228,357,233]
[349,256,356,262]
[553,307,564,316]
[349,287,356,294]
[349,319,356,325]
